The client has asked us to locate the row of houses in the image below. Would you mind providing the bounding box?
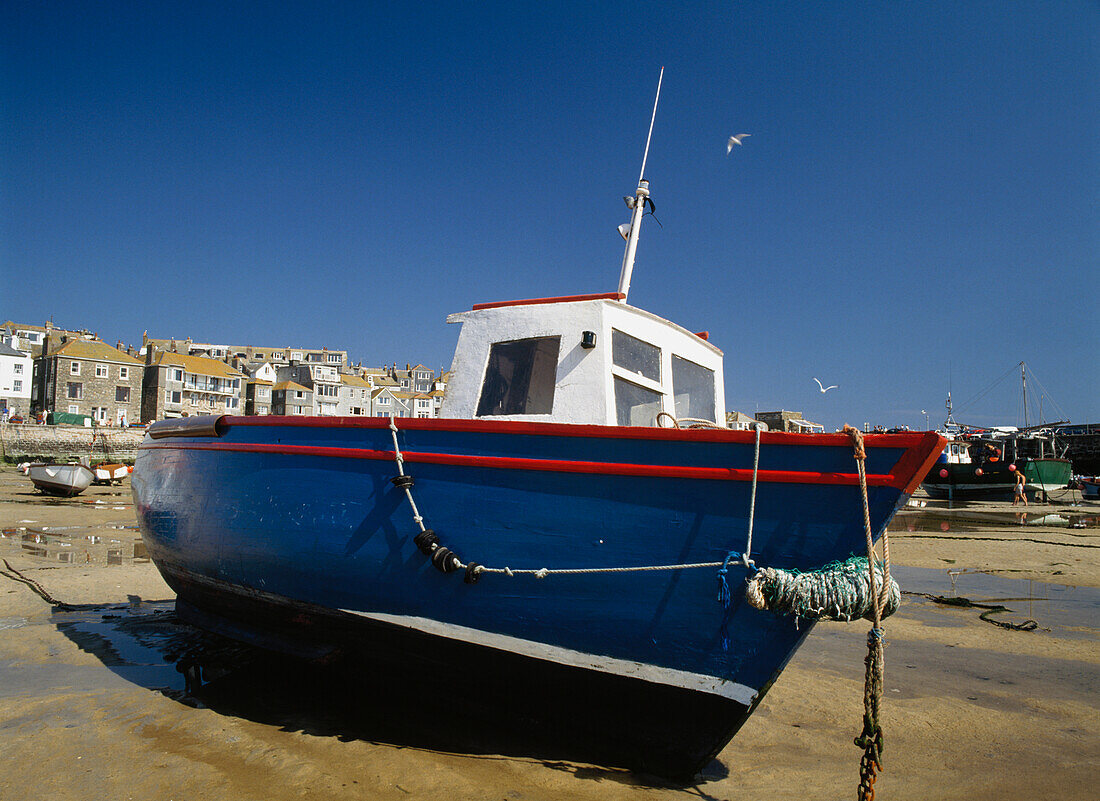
[1,320,448,424]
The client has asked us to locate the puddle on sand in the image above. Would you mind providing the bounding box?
[44,603,677,776]
[50,601,192,694]
[892,510,1100,533]
[893,565,1100,639]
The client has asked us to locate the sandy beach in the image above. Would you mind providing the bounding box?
[1,465,1097,800]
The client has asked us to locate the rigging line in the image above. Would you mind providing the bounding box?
[952,362,1019,417]
[1020,363,1068,422]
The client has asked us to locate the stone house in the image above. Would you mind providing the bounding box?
[754,409,824,434]
[271,381,312,415]
[142,351,245,422]
[338,373,372,416]
[33,338,145,426]
[143,334,349,374]
[274,363,341,416]
[2,320,95,358]
[245,379,273,416]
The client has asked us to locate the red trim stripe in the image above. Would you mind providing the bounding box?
[220,415,932,451]
[140,440,900,488]
[471,292,626,311]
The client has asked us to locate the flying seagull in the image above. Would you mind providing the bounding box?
[726,133,751,153]
[813,377,838,394]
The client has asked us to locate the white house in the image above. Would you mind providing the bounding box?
[0,342,32,417]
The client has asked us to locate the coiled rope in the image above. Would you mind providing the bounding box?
[745,557,899,623]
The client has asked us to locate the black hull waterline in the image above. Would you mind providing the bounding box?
[161,563,757,779]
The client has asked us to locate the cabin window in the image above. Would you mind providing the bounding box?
[614,377,663,426]
[612,329,661,382]
[476,337,560,416]
[671,355,716,422]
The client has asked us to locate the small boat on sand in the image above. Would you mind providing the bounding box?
[92,462,129,485]
[28,463,95,497]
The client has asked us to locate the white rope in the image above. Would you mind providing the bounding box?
[389,417,427,529]
[743,423,762,567]
[385,416,747,581]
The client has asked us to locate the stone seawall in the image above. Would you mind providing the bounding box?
[0,424,145,463]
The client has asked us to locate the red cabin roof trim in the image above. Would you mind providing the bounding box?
[471,292,626,311]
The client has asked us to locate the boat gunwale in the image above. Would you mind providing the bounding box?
[139,422,946,493]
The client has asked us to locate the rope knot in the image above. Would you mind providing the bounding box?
[842,424,866,460]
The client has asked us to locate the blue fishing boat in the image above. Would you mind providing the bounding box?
[131,73,944,776]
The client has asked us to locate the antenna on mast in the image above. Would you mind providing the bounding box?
[616,66,664,302]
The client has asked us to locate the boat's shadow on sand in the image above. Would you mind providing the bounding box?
[52,600,729,791]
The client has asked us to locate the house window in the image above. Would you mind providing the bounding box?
[171,368,184,382]
[13,380,22,392]
[68,404,79,414]
[671,355,716,423]
[13,363,22,374]
[70,362,81,375]
[255,352,264,359]
[612,329,661,383]
[67,382,83,399]
[119,366,129,379]
[259,387,270,399]
[328,354,341,363]
[95,364,108,378]
[169,390,181,404]
[292,352,303,361]
[476,336,560,416]
[92,407,108,422]
[377,395,390,405]
[226,397,239,410]
[295,391,304,399]
[116,386,130,403]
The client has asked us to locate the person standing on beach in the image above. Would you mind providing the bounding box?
[1013,470,1028,507]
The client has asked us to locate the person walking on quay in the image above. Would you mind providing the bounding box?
[1013,470,1028,507]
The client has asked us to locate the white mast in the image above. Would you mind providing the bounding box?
[616,67,664,302]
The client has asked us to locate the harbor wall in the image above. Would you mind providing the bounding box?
[0,424,144,463]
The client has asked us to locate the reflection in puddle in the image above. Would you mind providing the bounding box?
[1,524,148,565]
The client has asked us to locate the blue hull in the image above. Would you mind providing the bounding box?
[132,416,943,775]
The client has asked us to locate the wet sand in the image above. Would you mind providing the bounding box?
[1,465,1097,800]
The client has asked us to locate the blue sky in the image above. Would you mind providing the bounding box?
[2,1,1096,430]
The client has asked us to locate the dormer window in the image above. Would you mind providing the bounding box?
[476,337,560,416]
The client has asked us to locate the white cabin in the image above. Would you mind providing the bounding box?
[440,293,726,427]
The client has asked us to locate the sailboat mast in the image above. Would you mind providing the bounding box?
[616,67,664,302]
[1021,361,1029,429]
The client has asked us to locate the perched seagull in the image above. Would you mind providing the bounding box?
[813,377,839,394]
[726,133,751,153]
